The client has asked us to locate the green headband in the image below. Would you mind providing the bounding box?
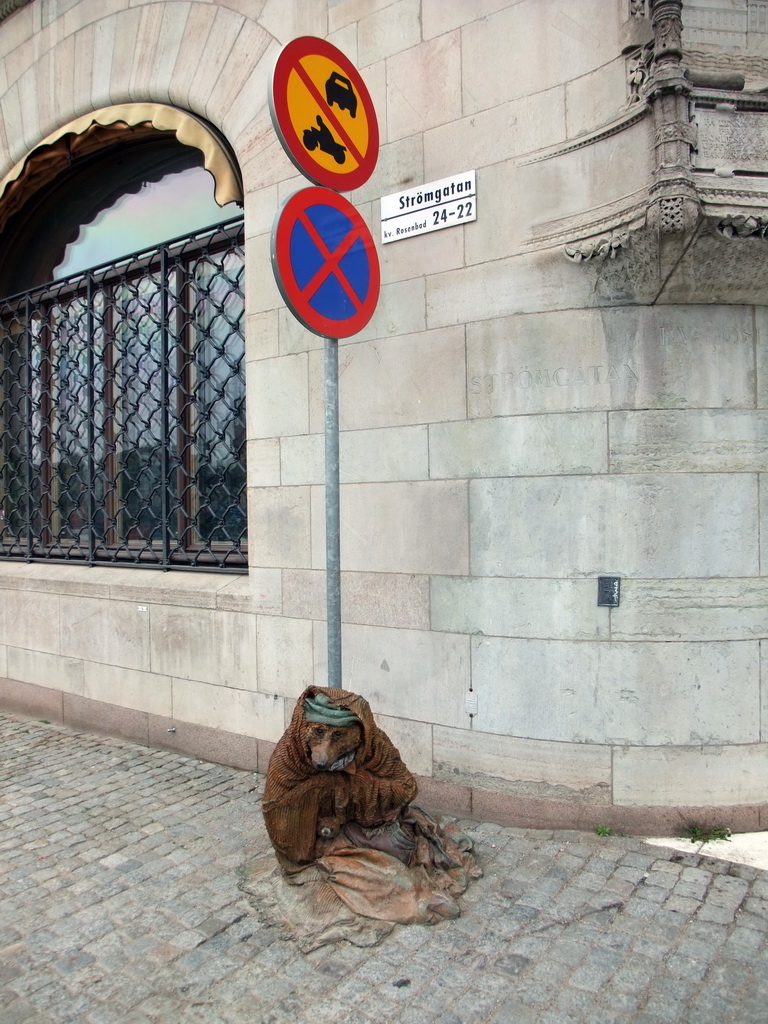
[303,692,360,728]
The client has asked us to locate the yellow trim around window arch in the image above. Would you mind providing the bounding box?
[0,103,243,209]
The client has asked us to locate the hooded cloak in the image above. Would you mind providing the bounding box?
[263,686,417,868]
[260,686,481,936]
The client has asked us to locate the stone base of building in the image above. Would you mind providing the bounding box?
[0,675,274,776]
[4,677,765,838]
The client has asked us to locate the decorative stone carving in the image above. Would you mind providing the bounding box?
[658,195,686,232]
[651,0,684,67]
[627,42,654,104]
[644,1,700,233]
[654,119,697,148]
[558,0,768,270]
[565,232,631,262]
[716,213,768,238]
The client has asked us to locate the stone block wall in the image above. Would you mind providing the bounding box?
[0,0,765,834]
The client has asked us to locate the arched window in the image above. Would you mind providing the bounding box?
[0,106,246,570]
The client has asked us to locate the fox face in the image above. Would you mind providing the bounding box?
[303,721,362,771]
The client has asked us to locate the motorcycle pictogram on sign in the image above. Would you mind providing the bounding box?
[303,115,346,164]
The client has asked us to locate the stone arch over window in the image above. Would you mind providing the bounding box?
[0,104,247,570]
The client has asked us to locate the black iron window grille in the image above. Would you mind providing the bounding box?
[0,216,247,571]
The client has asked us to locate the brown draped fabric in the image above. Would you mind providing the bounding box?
[263,685,418,868]
[259,686,481,941]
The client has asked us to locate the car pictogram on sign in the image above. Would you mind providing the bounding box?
[269,37,378,191]
[325,72,357,118]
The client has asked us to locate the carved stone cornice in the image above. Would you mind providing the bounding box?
[523,186,646,249]
[0,0,30,25]
[649,173,695,198]
[518,107,648,167]
[561,209,647,262]
[698,183,768,205]
[692,89,768,113]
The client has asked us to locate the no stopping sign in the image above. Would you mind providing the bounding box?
[271,187,380,338]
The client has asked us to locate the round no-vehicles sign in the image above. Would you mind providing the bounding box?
[269,36,379,191]
[271,187,380,338]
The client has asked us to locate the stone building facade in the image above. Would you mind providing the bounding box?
[0,0,766,833]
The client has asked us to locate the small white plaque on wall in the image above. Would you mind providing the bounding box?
[694,107,768,174]
[380,170,476,243]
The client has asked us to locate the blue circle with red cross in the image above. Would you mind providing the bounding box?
[272,187,380,338]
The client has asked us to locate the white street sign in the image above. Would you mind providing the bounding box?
[380,170,476,243]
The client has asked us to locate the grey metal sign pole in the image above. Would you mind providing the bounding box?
[269,40,380,695]
[324,336,342,688]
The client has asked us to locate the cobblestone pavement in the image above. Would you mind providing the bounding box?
[2,711,767,1024]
